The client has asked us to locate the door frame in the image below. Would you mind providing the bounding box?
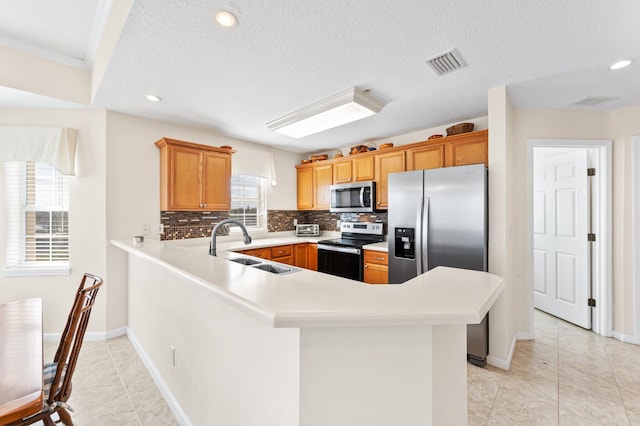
[632,136,640,344]
[527,138,612,337]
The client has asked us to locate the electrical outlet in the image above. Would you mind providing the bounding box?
[293,218,298,226]
[141,224,150,235]
[156,223,165,234]
[336,220,341,228]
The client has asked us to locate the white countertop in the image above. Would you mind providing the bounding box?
[112,234,503,328]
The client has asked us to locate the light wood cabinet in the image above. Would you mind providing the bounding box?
[237,247,271,259]
[296,163,332,210]
[364,250,388,284]
[271,245,293,265]
[156,138,233,211]
[294,243,308,268]
[307,243,318,271]
[313,163,333,210]
[333,160,353,184]
[446,132,488,167]
[294,130,488,211]
[296,166,314,210]
[333,156,375,184]
[375,150,405,209]
[406,143,446,170]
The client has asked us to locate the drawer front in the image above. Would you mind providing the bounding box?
[271,245,293,259]
[364,250,388,265]
[239,248,271,259]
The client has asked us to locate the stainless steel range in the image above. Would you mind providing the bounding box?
[317,222,384,281]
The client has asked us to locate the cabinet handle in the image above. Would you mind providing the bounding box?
[364,265,368,268]
[375,257,384,261]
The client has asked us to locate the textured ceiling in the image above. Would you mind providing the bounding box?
[1,0,640,154]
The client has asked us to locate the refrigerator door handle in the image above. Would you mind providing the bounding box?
[423,197,430,272]
[359,187,365,207]
[415,196,424,276]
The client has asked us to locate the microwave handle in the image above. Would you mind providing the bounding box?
[359,187,365,207]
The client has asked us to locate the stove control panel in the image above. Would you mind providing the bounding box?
[340,221,384,236]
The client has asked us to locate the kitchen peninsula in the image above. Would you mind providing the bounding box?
[112,236,504,426]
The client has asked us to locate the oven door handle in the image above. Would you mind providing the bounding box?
[317,244,361,255]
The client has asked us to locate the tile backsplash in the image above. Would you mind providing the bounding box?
[161,210,388,240]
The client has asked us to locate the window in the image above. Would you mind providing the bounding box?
[4,161,69,275]
[229,175,267,229]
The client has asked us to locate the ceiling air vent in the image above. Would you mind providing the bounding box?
[426,48,467,76]
[572,96,617,107]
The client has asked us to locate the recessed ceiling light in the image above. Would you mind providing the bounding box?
[214,10,237,27]
[146,94,162,102]
[609,60,632,70]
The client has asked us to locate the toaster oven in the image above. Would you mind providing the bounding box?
[295,224,320,237]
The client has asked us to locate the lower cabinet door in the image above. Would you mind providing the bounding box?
[364,263,388,284]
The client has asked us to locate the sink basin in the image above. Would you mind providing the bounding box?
[228,257,261,266]
[252,263,294,274]
[226,255,299,274]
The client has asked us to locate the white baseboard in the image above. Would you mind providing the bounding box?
[43,327,127,343]
[127,328,193,426]
[487,333,517,371]
[611,330,640,345]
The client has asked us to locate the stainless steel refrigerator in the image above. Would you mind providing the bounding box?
[388,164,489,366]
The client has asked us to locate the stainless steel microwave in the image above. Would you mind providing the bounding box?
[330,181,376,213]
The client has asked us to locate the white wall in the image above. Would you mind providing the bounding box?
[511,106,640,339]
[104,112,303,331]
[0,109,303,335]
[485,87,517,367]
[0,109,108,334]
[610,105,640,336]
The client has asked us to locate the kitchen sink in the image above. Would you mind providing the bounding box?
[226,256,299,275]
[228,257,261,266]
[252,263,295,274]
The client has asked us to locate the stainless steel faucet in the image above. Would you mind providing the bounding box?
[209,218,252,256]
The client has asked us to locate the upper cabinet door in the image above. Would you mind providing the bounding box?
[353,156,375,181]
[168,145,201,210]
[313,163,333,210]
[375,151,405,209]
[333,160,353,184]
[156,138,234,211]
[296,166,314,210]
[202,151,232,210]
[406,143,446,171]
[445,130,488,167]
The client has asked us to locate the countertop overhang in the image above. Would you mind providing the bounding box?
[111,235,504,329]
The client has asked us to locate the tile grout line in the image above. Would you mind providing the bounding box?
[602,338,633,425]
[105,341,144,426]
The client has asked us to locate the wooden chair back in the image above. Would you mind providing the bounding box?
[46,273,103,406]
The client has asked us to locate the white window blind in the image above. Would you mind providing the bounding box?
[229,175,266,229]
[4,161,70,275]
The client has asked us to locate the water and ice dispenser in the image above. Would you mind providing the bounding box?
[394,228,415,259]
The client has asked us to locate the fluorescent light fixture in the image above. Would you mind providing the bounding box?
[610,59,632,70]
[215,10,237,27]
[266,87,385,138]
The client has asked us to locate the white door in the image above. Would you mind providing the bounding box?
[533,149,591,329]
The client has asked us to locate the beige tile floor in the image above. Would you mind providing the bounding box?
[36,310,640,425]
[469,310,640,425]
[38,336,178,426]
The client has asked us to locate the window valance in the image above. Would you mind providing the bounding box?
[232,147,277,186]
[0,127,78,175]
